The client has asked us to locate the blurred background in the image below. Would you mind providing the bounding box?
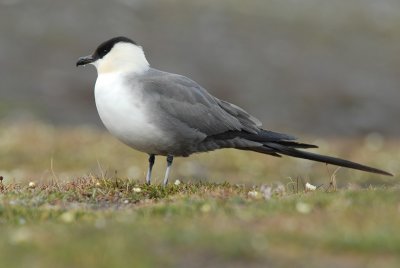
[1,0,399,136]
[0,0,399,184]
[1,3,399,267]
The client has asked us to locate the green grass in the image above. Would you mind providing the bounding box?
[1,180,400,268]
[0,122,399,267]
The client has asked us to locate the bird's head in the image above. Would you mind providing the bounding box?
[76,36,149,74]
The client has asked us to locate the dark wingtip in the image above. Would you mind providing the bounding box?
[277,141,318,149]
[377,170,394,177]
[264,143,394,177]
[361,165,394,177]
[358,166,393,176]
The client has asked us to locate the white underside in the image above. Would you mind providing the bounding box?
[94,72,168,154]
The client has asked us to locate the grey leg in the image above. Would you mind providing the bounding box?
[146,154,155,185]
[163,155,174,186]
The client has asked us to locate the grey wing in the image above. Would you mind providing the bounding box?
[138,69,299,156]
[141,70,261,136]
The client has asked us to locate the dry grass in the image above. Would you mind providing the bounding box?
[0,122,399,267]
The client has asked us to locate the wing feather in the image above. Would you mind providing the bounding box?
[139,70,260,136]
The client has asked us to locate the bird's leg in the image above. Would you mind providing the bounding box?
[145,154,155,185]
[163,155,174,186]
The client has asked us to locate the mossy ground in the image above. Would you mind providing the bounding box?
[0,122,398,268]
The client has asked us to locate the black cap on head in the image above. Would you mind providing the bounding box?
[94,36,137,59]
[76,36,138,67]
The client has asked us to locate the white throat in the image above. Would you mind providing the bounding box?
[93,43,149,74]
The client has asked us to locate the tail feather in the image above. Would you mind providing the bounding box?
[276,141,318,149]
[264,143,393,176]
[207,129,392,176]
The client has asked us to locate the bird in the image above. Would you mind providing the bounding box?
[76,36,393,185]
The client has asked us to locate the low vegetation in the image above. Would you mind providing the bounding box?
[0,122,398,267]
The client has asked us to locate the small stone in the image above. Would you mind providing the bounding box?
[305,182,317,191]
[248,190,260,199]
[260,185,272,200]
[28,182,36,188]
[133,187,142,193]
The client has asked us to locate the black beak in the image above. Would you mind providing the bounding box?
[76,55,95,67]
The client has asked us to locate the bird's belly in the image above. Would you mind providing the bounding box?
[94,77,170,154]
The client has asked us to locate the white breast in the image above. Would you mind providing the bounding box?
[94,72,167,154]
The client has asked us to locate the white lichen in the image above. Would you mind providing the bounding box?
[305,182,317,191]
[248,190,260,199]
[133,187,142,193]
